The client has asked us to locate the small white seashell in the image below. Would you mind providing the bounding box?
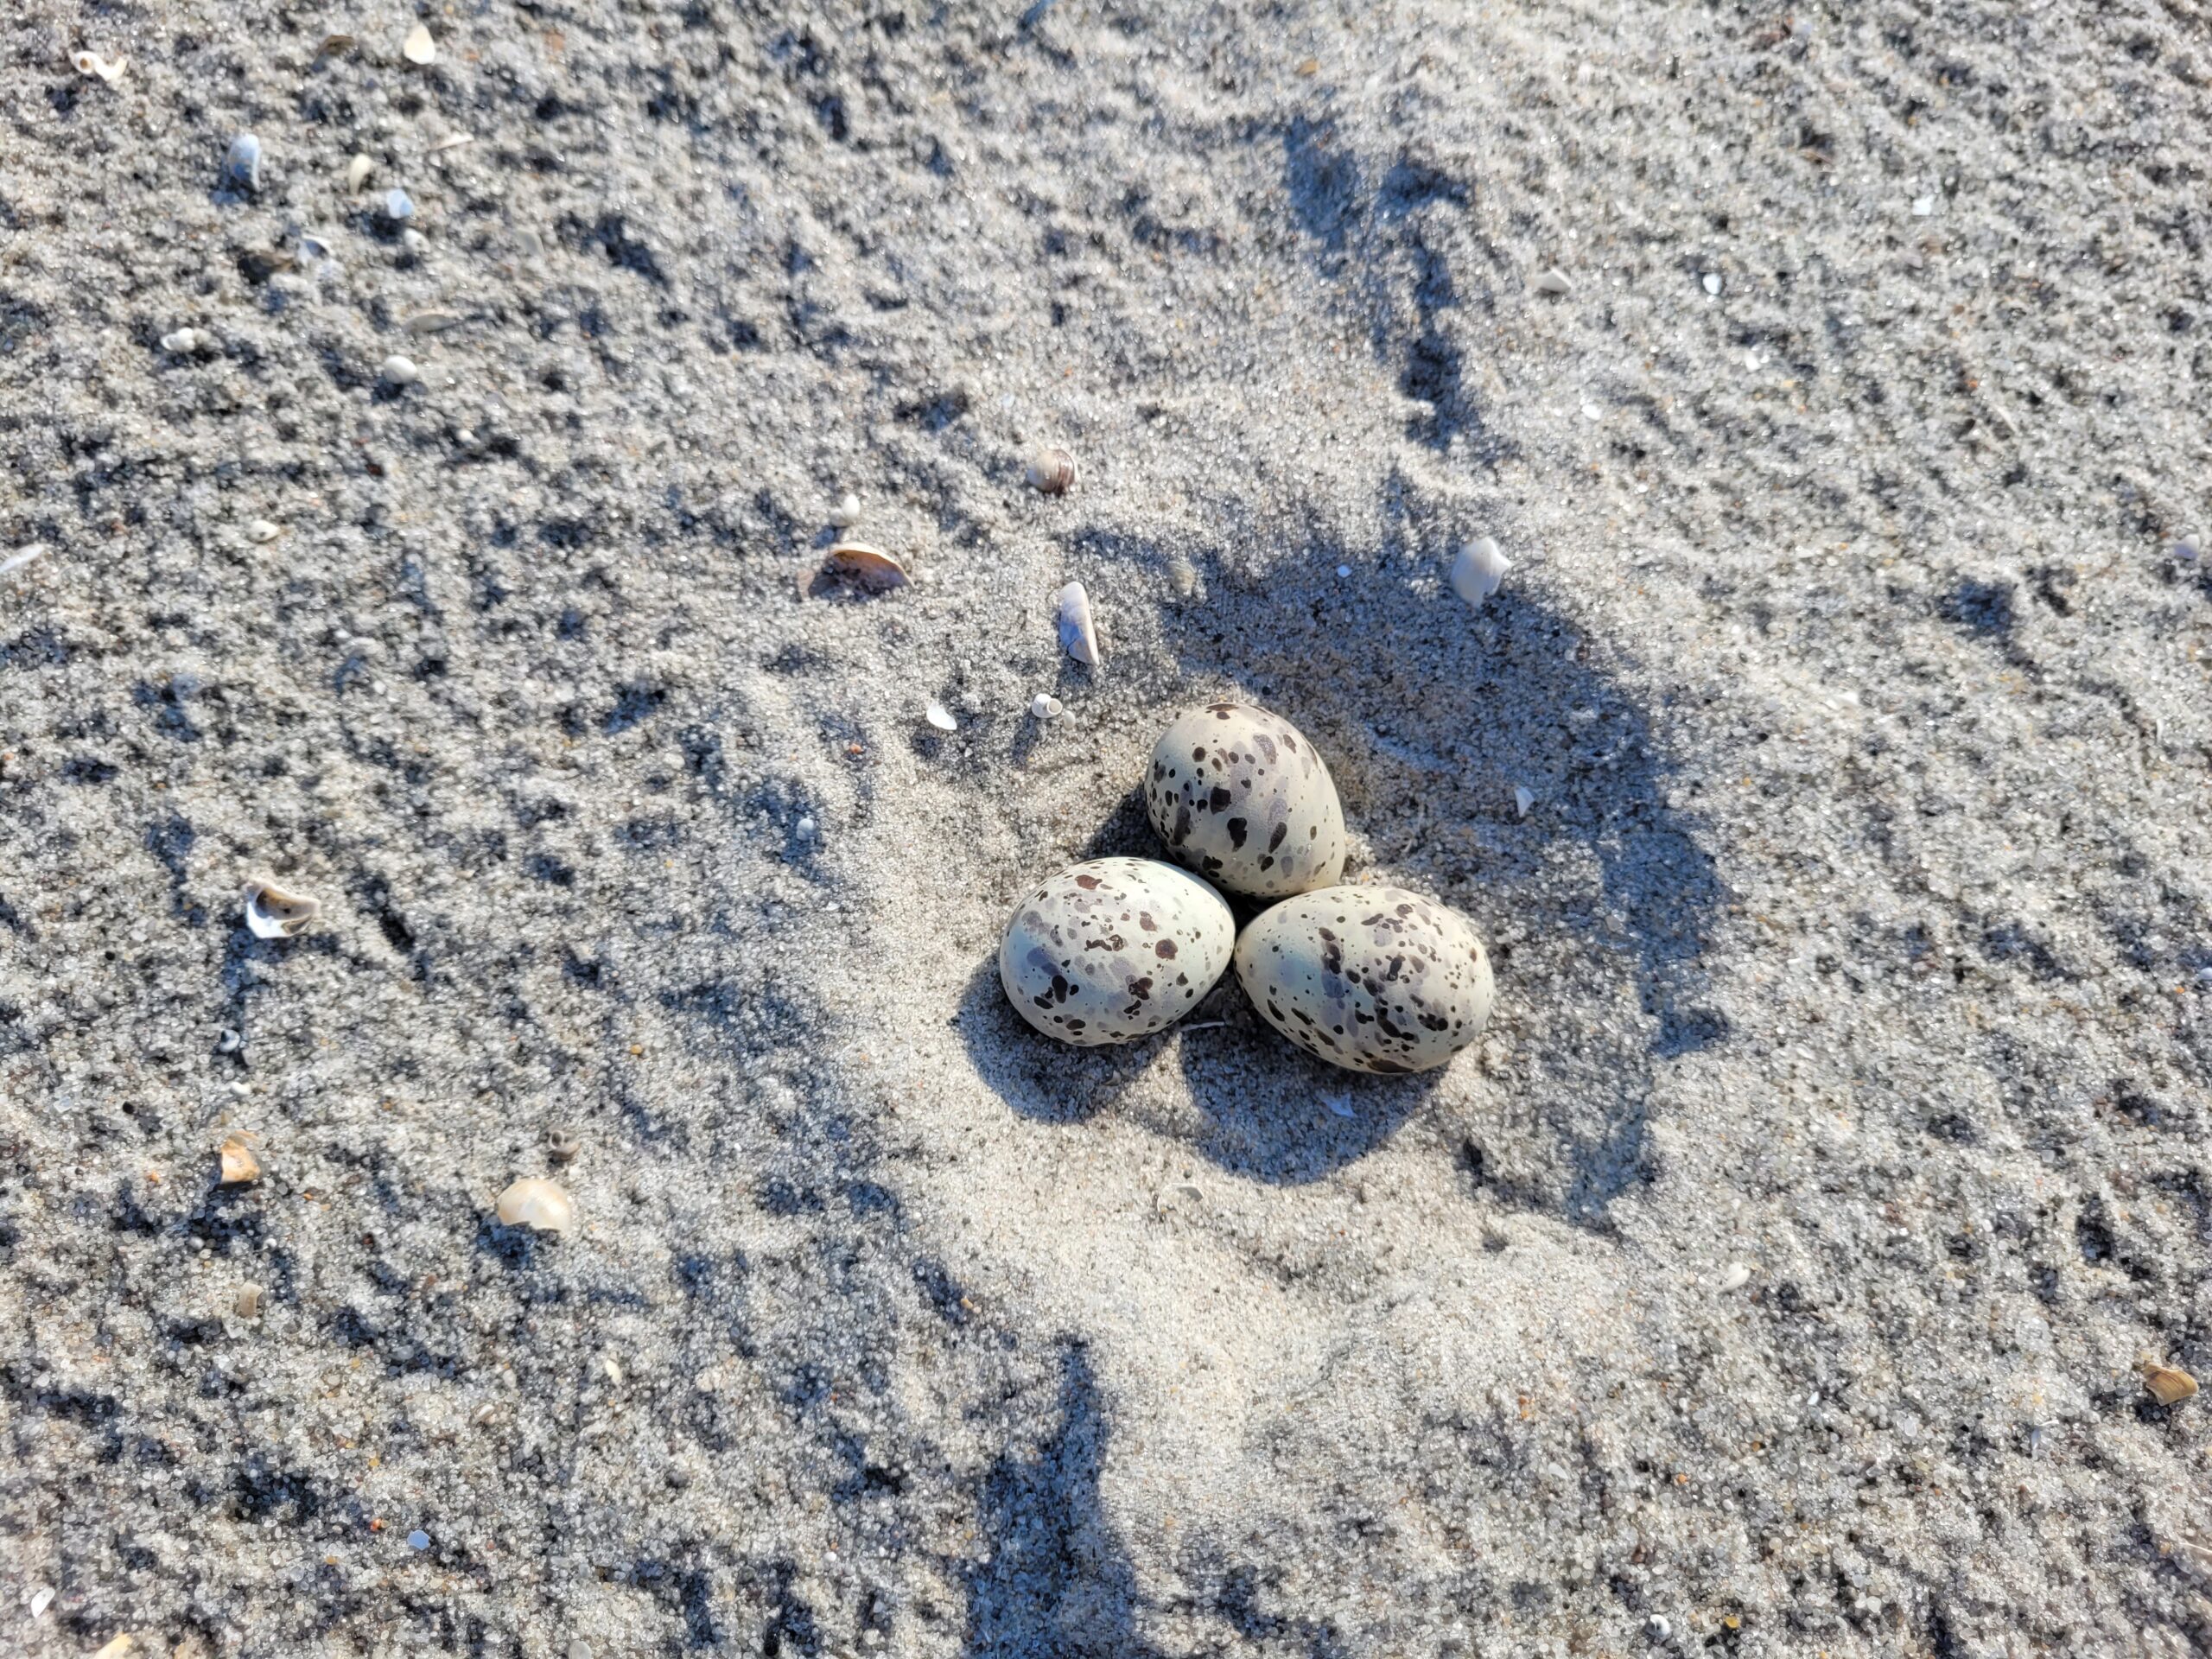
[0,544,48,575]
[1029,694,1062,721]
[494,1178,575,1237]
[1534,266,1573,296]
[226,132,263,191]
[243,878,320,939]
[404,309,461,335]
[830,492,861,528]
[1911,194,1935,217]
[1514,785,1535,818]
[234,1283,265,1319]
[429,132,474,154]
[298,233,336,264]
[1167,555,1198,597]
[245,519,281,545]
[1450,537,1510,609]
[403,23,437,65]
[160,327,200,355]
[1025,445,1077,495]
[1719,1262,1752,1292]
[346,154,375,193]
[381,187,416,222]
[1056,580,1100,665]
[924,699,957,733]
[28,1586,54,1619]
[379,354,421,387]
[1701,271,1723,296]
[547,1128,582,1165]
[73,50,127,84]
[825,540,907,590]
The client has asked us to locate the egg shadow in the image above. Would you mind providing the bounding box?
[1044,515,1729,1224]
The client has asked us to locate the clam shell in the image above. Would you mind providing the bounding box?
[218,1134,261,1185]
[2143,1360,2199,1406]
[825,540,908,590]
[1056,580,1100,665]
[1450,537,1510,609]
[243,878,320,939]
[226,132,263,192]
[403,23,437,64]
[495,1178,575,1237]
[1026,445,1077,494]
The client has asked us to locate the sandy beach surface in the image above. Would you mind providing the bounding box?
[4,2,2210,1654]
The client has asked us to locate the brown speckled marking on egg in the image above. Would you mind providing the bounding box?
[1143,702,1346,899]
[1234,885,1495,1074]
[999,856,1236,1046]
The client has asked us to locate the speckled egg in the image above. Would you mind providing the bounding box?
[1234,886,1494,1074]
[1000,857,1235,1046]
[1144,702,1346,899]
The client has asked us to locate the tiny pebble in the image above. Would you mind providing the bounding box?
[831,492,861,528]
[795,815,817,838]
[1701,272,1722,296]
[245,519,281,545]
[1647,1614,1671,1642]
[382,187,416,222]
[1912,194,1936,216]
[2176,532,2202,561]
[380,354,421,386]
[226,132,262,191]
[160,328,200,355]
[1720,1262,1752,1292]
[403,23,436,65]
[407,1529,430,1551]
[1580,401,1602,422]
[1336,563,1351,578]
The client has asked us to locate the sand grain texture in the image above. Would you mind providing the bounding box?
[3,2,2210,1655]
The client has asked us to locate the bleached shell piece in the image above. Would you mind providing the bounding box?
[234,1283,266,1318]
[1145,702,1345,899]
[495,1178,575,1236]
[924,699,957,733]
[160,328,201,355]
[226,132,263,191]
[0,545,47,575]
[73,50,128,83]
[1056,580,1100,665]
[381,188,416,222]
[1451,536,1510,609]
[403,23,437,64]
[379,353,421,386]
[346,154,375,193]
[1534,266,1573,296]
[1000,857,1235,1046]
[245,519,281,544]
[1026,445,1077,494]
[830,493,861,528]
[1029,694,1062,720]
[1235,885,1496,1075]
[1167,555,1198,598]
[404,309,462,336]
[243,878,320,938]
[218,1134,261,1185]
[826,540,907,590]
[2143,1360,2199,1406]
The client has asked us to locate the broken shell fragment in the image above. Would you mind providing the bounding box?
[346,154,375,193]
[234,1284,266,1319]
[245,519,281,545]
[403,23,437,64]
[830,492,861,528]
[924,699,957,733]
[218,1134,261,1185]
[318,32,357,56]
[226,132,263,192]
[380,187,416,223]
[825,540,908,591]
[1029,694,1063,720]
[1057,580,1101,665]
[495,1178,575,1237]
[73,49,128,83]
[546,1129,582,1166]
[1167,555,1198,598]
[1534,266,1574,296]
[2142,1359,2199,1406]
[243,878,320,939]
[1451,536,1510,610]
[160,328,203,356]
[1026,445,1077,495]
